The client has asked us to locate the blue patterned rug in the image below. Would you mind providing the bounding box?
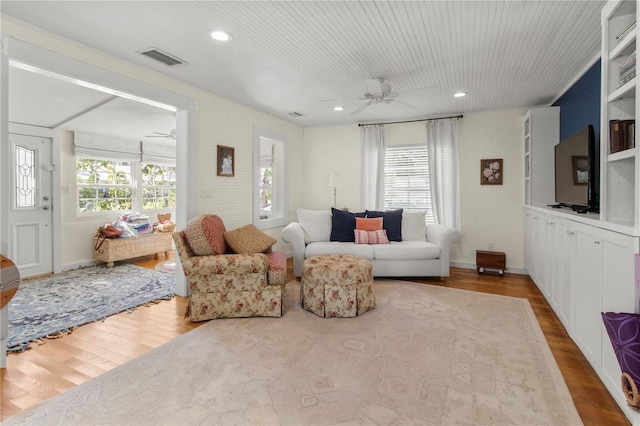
[8,264,175,352]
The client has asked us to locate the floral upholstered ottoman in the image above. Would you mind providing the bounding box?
[301,254,375,318]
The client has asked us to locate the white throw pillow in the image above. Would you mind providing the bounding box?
[297,209,332,243]
[402,210,427,241]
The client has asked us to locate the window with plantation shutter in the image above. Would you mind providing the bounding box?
[384,145,435,223]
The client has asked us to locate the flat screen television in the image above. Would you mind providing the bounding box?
[554,125,599,213]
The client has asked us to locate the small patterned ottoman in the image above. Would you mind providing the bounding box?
[301,254,375,318]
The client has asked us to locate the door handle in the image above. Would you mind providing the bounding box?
[42,205,50,210]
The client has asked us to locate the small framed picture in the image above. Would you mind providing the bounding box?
[217,145,235,177]
[572,156,589,185]
[480,158,503,185]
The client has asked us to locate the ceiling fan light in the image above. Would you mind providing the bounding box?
[210,30,232,42]
[454,91,467,98]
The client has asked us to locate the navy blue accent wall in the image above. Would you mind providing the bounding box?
[552,58,601,210]
[552,59,601,144]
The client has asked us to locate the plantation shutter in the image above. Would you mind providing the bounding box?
[384,145,434,223]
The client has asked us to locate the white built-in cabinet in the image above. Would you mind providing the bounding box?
[523,107,559,206]
[523,206,640,424]
[601,0,640,234]
[522,3,640,422]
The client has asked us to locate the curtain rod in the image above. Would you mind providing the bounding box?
[358,114,463,127]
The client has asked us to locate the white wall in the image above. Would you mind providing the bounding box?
[457,109,527,271]
[2,19,304,268]
[300,109,528,271]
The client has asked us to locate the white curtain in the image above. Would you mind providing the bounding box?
[426,119,461,229]
[360,125,386,210]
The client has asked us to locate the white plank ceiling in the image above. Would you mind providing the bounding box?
[2,0,605,129]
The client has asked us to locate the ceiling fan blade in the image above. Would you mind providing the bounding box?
[350,101,372,116]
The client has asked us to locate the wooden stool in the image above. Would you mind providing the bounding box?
[476,250,506,277]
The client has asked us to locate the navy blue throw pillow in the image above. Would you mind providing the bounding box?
[365,209,403,241]
[330,208,365,242]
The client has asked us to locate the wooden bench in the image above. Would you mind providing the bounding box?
[93,233,173,267]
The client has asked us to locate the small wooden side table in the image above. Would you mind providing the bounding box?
[476,250,506,277]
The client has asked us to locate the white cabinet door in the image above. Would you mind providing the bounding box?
[573,223,603,366]
[545,216,562,311]
[524,209,538,279]
[600,230,639,404]
[534,212,547,293]
[557,219,576,332]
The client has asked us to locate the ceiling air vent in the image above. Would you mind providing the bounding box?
[139,48,186,66]
[288,111,304,117]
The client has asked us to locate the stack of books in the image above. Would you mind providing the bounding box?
[610,119,636,154]
[618,51,636,88]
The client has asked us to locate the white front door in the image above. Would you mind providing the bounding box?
[8,133,53,277]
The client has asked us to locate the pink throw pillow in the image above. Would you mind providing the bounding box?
[355,217,383,231]
[184,215,227,255]
[354,229,390,244]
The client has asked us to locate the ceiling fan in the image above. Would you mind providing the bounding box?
[322,78,437,116]
[145,128,176,140]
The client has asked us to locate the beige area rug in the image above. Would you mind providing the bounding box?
[4,280,582,425]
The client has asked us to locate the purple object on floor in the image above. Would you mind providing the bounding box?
[602,311,640,410]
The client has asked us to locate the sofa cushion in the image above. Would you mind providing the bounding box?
[297,209,332,243]
[305,241,374,260]
[330,208,366,242]
[372,241,441,260]
[184,214,227,255]
[355,217,383,231]
[354,229,390,244]
[402,210,427,241]
[224,224,277,254]
[365,209,403,242]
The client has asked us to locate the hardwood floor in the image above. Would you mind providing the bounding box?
[1,255,630,425]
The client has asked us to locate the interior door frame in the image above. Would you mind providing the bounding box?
[1,36,198,296]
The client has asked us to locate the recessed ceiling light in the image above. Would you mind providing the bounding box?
[454,91,467,98]
[210,30,232,42]
[333,106,344,111]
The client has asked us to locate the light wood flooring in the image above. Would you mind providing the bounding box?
[0,253,630,425]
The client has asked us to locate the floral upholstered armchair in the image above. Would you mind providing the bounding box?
[172,215,285,321]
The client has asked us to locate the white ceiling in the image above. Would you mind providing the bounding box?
[9,65,177,143]
[2,0,605,128]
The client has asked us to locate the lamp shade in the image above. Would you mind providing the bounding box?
[328,171,342,188]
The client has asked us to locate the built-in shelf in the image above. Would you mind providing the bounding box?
[608,77,636,101]
[610,29,636,59]
[523,107,559,207]
[608,148,636,161]
[602,0,639,237]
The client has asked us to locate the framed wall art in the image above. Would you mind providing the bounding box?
[480,158,503,185]
[217,145,235,177]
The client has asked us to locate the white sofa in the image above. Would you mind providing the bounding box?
[281,209,461,278]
